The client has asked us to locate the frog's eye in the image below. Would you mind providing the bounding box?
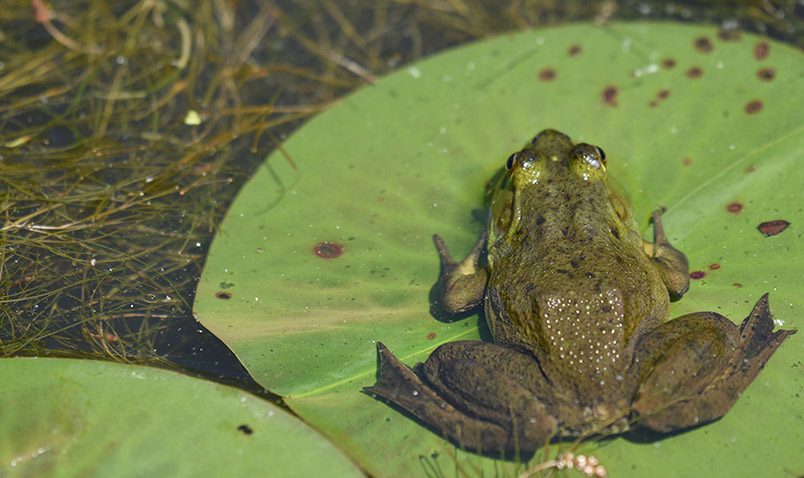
[505,153,517,170]
[573,144,605,169]
[595,146,607,164]
[570,143,607,181]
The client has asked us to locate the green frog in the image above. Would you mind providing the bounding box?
[366,129,795,453]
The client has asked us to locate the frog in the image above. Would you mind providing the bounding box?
[365,129,795,454]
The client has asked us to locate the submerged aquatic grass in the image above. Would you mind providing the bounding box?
[0,1,330,375]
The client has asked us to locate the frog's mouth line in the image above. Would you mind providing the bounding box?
[488,167,520,242]
[507,186,522,240]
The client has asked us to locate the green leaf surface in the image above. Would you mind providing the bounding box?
[0,358,363,478]
[195,22,804,477]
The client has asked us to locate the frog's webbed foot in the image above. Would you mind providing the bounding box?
[631,294,795,432]
[433,233,488,314]
[364,341,557,455]
[642,210,690,300]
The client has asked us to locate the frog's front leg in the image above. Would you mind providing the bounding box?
[631,294,795,432]
[433,233,488,314]
[642,210,690,299]
[365,341,558,454]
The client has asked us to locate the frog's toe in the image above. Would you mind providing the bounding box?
[738,293,796,359]
[364,342,442,408]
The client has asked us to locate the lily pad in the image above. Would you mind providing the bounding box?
[0,358,363,477]
[195,22,803,477]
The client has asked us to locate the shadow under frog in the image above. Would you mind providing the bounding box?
[365,129,795,456]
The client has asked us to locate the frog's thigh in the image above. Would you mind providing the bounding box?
[418,340,558,451]
[632,295,794,432]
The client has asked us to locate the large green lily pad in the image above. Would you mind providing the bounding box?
[0,358,363,477]
[195,22,803,477]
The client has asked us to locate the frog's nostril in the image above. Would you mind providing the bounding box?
[531,129,554,144]
[531,129,573,147]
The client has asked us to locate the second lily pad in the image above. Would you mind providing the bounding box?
[0,357,363,477]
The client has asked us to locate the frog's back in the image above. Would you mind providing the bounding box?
[485,189,669,396]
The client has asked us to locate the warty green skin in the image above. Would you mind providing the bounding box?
[484,130,670,418]
[366,129,795,454]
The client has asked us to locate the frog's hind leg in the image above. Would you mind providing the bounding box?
[365,341,557,455]
[631,294,795,432]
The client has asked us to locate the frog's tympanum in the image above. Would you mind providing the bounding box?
[366,129,795,454]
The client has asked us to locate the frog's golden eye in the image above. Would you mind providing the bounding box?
[595,146,607,165]
[505,153,517,170]
[570,143,607,181]
[573,144,605,169]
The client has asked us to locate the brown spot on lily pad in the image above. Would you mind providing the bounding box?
[237,424,254,435]
[602,85,618,106]
[744,99,763,114]
[686,66,703,79]
[757,220,790,237]
[694,36,714,53]
[727,202,743,213]
[757,67,776,81]
[709,263,721,270]
[733,282,743,288]
[313,241,345,259]
[661,58,676,69]
[754,41,769,60]
[649,89,671,108]
[568,44,582,57]
[426,332,438,340]
[682,157,693,166]
[690,271,706,280]
[538,68,556,81]
[215,291,233,300]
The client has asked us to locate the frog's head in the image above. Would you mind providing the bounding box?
[504,129,607,190]
[489,129,613,244]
